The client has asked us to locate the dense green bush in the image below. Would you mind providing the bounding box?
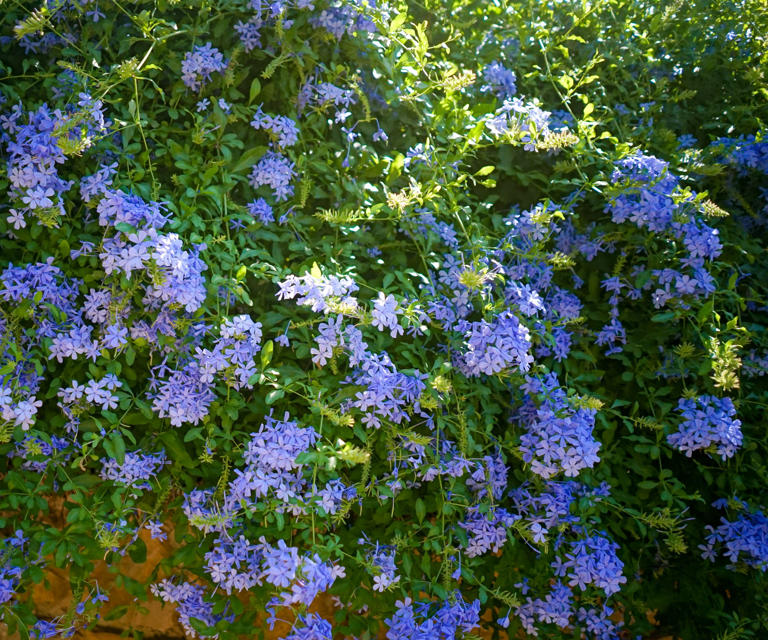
[0,0,767,638]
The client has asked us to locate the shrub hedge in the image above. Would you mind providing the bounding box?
[0,0,767,639]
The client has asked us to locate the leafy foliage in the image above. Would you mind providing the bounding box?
[0,0,767,639]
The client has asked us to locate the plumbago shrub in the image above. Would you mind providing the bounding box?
[1,0,768,639]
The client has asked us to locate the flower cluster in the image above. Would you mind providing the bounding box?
[371,292,403,337]
[743,350,768,377]
[341,351,428,429]
[264,545,341,610]
[2,97,107,229]
[182,489,234,535]
[700,500,768,571]
[514,580,623,640]
[482,61,517,99]
[385,593,480,639]
[229,412,319,508]
[361,538,400,591]
[667,395,743,459]
[234,17,262,51]
[202,532,342,612]
[0,259,90,406]
[510,481,585,543]
[486,97,563,150]
[180,43,228,91]
[714,134,768,175]
[515,582,574,635]
[10,436,71,473]
[57,374,122,422]
[149,315,262,426]
[517,374,601,478]
[454,311,533,377]
[412,211,460,249]
[148,361,216,427]
[298,80,357,118]
[197,315,263,390]
[150,580,232,639]
[246,197,274,224]
[1,389,42,432]
[277,270,359,314]
[251,108,299,148]
[310,3,376,40]
[604,153,723,310]
[280,614,332,640]
[466,451,509,501]
[248,151,296,201]
[0,532,26,606]
[459,505,518,557]
[552,531,627,596]
[96,190,207,314]
[203,535,261,593]
[100,450,167,491]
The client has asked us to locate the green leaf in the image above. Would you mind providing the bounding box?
[70,474,101,488]
[231,145,267,174]
[55,543,68,567]
[248,77,261,105]
[415,498,426,523]
[110,433,126,465]
[104,605,129,622]
[474,165,495,177]
[558,74,574,90]
[260,340,274,369]
[184,427,203,443]
[389,12,407,33]
[103,437,115,460]
[697,298,714,326]
[188,618,215,635]
[0,361,15,376]
[159,430,198,467]
[129,538,147,564]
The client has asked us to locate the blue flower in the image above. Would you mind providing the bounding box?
[180,43,227,91]
[668,395,742,459]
